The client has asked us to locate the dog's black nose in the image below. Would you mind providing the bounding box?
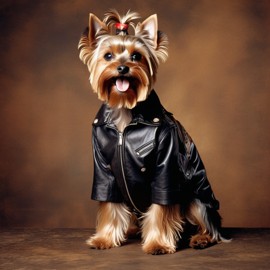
[117,65,129,74]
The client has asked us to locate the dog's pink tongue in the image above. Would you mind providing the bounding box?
[116,78,129,92]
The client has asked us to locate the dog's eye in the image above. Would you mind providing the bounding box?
[131,52,142,62]
[104,53,113,61]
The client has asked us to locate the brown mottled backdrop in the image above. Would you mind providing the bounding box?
[0,0,269,228]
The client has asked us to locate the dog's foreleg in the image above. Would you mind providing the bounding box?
[86,202,131,249]
[141,204,184,255]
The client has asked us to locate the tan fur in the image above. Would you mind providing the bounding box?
[185,199,229,248]
[86,202,131,249]
[111,108,132,132]
[141,204,184,254]
[79,10,227,255]
[78,10,168,109]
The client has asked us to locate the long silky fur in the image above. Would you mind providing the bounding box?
[141,204,184,254]
[86,202,131,248]
[78,10,168,109]
[79,10,228,254]
[185,199,230,243]
[104,9,140,31]
[111,108,132,132]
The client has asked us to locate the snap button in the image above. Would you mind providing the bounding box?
[141,167,146,172]
[153,117,160,123]
[185,169,192,179]
[93,118,98,124]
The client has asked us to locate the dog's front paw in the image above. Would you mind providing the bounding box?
[86,235,120,250]
[189,234,213,249]
[142,242,176,255]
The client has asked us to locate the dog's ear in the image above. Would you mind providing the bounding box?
[138,14,168,63]
[78,13,106,65]
[89,13,106,44]
[140,14,158,49]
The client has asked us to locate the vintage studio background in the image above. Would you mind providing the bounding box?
[0,0,269,228]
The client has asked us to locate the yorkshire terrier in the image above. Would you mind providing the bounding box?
[78,10,228,255]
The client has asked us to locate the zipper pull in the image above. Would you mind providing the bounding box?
[119,133,123,145]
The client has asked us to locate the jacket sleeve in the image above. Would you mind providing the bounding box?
[151,121,219,210]
[151,125,182,206]
[177,122,220,210]
[91,128,123,203]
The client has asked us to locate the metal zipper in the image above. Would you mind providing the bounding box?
[135,141,155,156]
[118,132,123,145]
[118,132,143,215]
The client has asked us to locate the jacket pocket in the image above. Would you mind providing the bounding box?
[135,141,155,157]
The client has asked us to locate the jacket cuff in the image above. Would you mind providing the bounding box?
[151,188,181,205]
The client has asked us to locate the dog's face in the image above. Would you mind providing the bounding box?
[79,10,168,109]
[89,34,153,109]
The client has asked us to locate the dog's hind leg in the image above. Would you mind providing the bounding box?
[185,199,222,249]
[86,202,131,249]
[141,204,184,255]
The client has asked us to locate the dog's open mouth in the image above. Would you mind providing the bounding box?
[115,77,130,92]
[113,77,136,93]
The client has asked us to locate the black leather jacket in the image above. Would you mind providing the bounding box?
[91,90,219,214]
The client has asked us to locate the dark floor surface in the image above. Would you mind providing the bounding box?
[0,228,269,270]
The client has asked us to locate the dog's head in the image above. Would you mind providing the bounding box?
[78,10,168,109]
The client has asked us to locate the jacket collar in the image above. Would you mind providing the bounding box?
[93,90,169,127]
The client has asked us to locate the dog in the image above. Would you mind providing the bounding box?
[78,10,228,255]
